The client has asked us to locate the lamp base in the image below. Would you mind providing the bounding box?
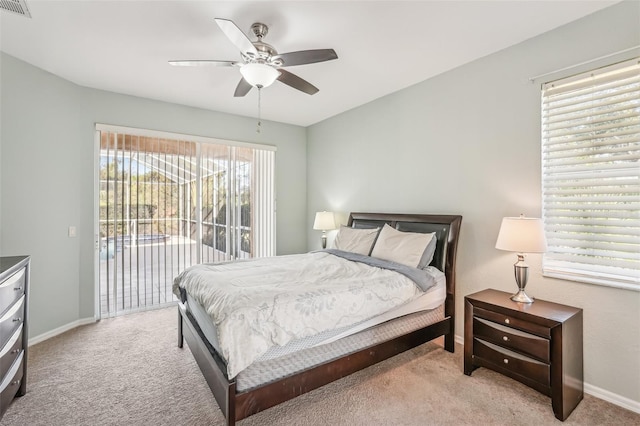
[510,254,534,303]
[511,289,534,304]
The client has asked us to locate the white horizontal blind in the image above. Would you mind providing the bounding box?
[541,58,640,289]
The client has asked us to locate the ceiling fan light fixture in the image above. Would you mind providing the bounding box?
[240,63,280,88]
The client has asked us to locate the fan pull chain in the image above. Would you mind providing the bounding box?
[256,87,262,133]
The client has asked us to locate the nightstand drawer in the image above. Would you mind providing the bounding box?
[474,306,550,338]
[474,317,550,362]
[0,268,25,317]
[474,338,550,387]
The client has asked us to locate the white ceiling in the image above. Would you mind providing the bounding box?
[0,1,619,127]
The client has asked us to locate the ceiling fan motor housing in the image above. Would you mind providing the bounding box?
[253,41,277,58]
[247,23,279,64]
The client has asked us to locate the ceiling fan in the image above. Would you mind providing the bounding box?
[169,18,338,97]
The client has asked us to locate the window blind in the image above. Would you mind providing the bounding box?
[541,58,640,289]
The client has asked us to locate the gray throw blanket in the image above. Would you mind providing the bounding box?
[322,249,439,292]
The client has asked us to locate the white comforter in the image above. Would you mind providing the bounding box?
[173,251,424,378]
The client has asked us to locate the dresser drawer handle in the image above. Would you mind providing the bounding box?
[12,317,22,322]
[504,318,510,324]
[11,380,20,386]
[503,358,509,364]
[14,286,23,291]
[503,336,509,342]
[11,349,20,354]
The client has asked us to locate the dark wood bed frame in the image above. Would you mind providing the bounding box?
[177,212,462,425]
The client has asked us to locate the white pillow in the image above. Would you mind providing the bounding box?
[333,226,380,255]
[371,224,435,268]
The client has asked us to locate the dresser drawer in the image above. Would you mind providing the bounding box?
[0,297,24,350]
[474,317,550,362]
[474,306,550,338]
[0,325,23,379]
[474,338,550,387]
[0,352,24,418]
[0,268,25,317]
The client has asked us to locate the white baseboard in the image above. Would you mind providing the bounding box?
[28,317,96,346]
[454,334,640,415]
[584,383,640,414]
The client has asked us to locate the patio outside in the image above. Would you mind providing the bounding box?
[99,132,254,318]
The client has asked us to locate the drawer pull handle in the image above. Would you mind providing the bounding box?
[11,380,20,386]
[11,349,20,354]
[14,286,23,291]
[504,318,510,324]
[12,317,22,322]
[503,358,509,364]
[503,336,509,342]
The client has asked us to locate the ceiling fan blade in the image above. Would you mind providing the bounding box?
[215,18,258,57]
[169,60,238,67]
[234,78,253,97]
[277,69,319,95]
[273,49,337,67]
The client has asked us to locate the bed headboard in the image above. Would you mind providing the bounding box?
[347,212,463,322]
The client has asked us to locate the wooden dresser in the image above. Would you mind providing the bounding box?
[464,289,583,421]
[0,256,30,420]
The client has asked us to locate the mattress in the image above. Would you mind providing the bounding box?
[236,305,444,391]
[185,265,446,365]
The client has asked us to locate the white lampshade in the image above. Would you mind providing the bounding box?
[240,63,280,88]
[495,216,547,253]
[313,211,336,231]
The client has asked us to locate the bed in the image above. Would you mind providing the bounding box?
[175,212,462,425]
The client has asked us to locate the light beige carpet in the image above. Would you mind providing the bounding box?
[3,307,638,426]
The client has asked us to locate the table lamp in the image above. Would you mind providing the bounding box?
[495,215,547,303]
[313,211,336,249]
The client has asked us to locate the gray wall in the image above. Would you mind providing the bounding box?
[307,1,640,404]
[0,52,307,334]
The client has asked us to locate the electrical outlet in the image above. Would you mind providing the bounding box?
[68,226,77,238]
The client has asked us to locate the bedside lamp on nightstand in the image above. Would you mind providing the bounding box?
[495,215,547,303]
[313,211,336,249]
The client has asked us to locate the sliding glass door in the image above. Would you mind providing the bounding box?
[96,125,276,318]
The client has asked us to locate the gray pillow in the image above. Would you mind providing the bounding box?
[418,234,437,269]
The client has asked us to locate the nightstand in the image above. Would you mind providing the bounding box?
[464,289,583,421]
